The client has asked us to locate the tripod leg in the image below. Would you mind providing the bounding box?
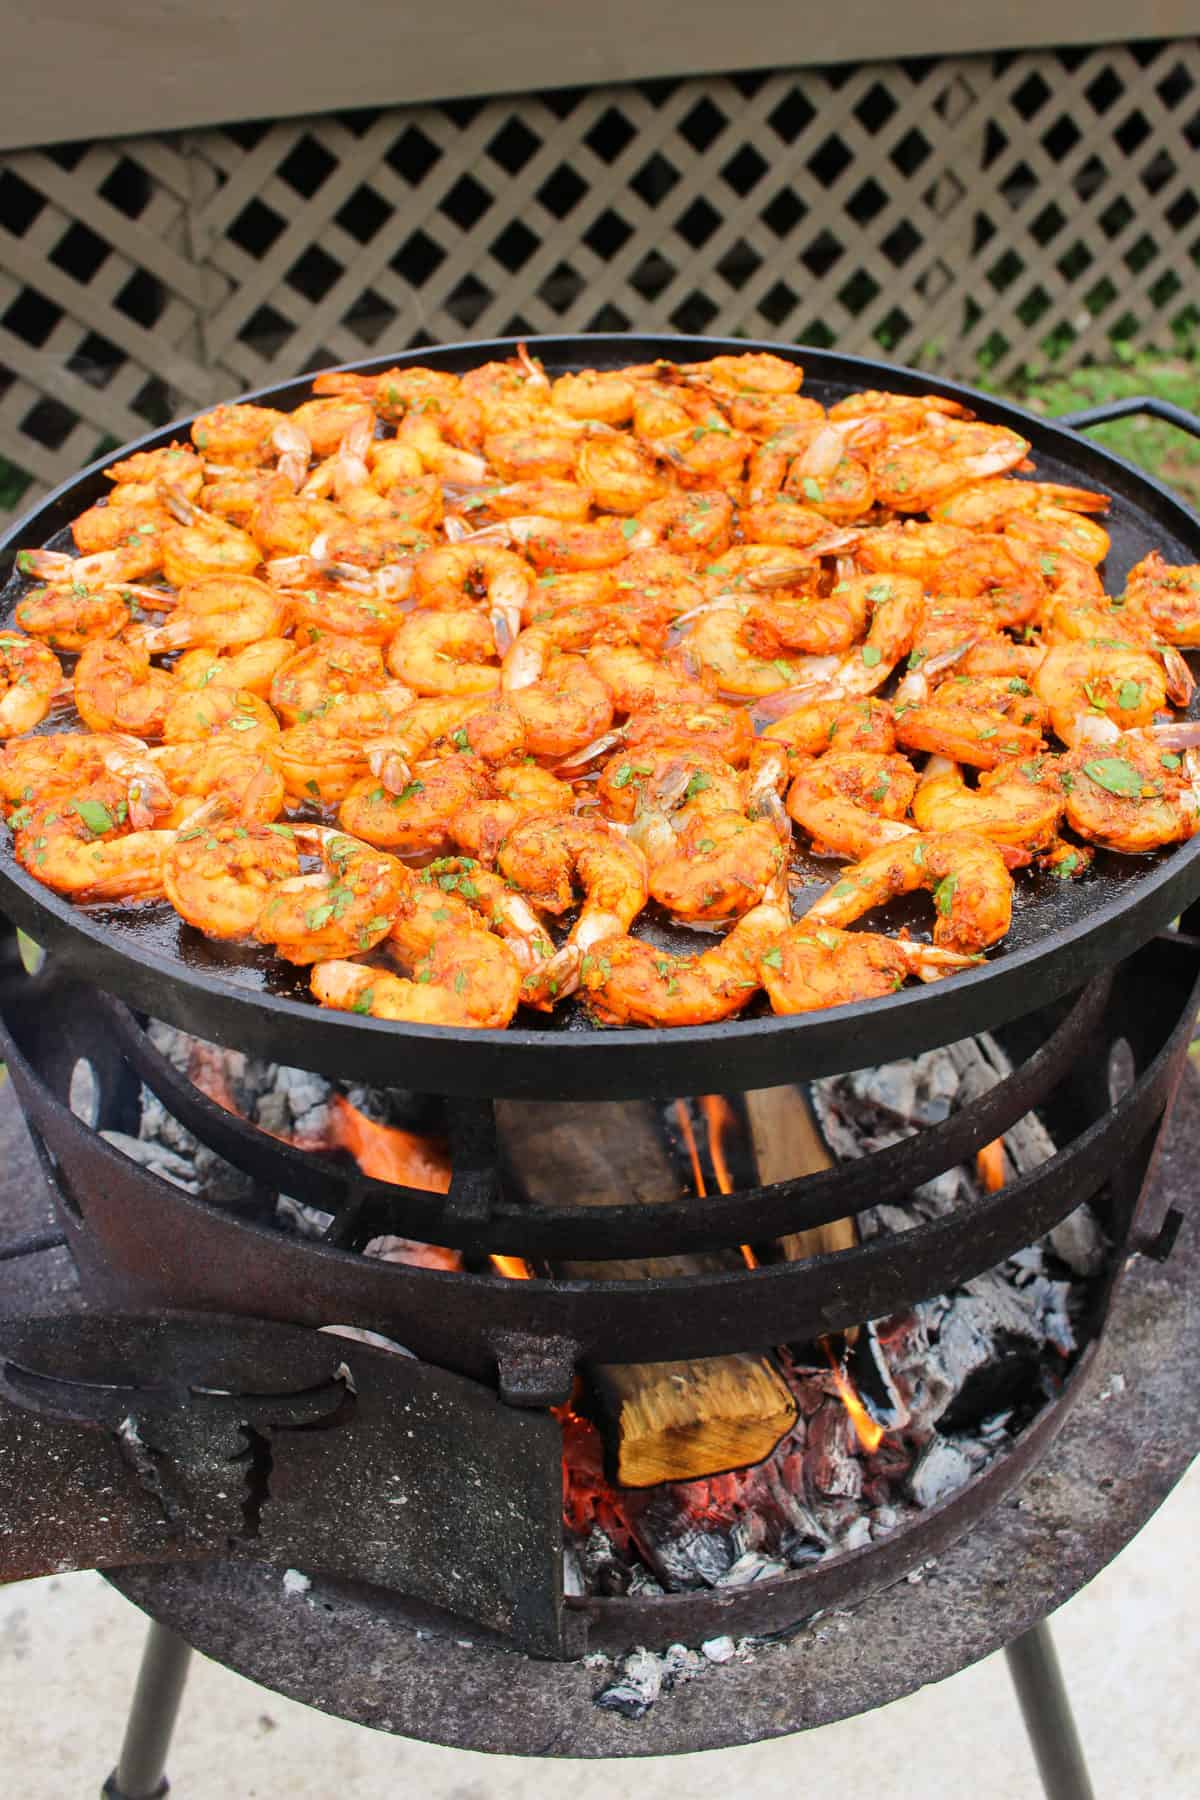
[102,1620,194,1800]
[1004,1619,1096,1800]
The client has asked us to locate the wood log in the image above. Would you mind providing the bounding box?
[496,1098,797,1488]
[742,1085,857,1262]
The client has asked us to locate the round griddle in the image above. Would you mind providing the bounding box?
[1,335,1199,1099]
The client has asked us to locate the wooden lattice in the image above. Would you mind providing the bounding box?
[3,40,1199,521]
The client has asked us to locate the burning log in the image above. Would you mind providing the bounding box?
[742,1084,856,1262]
[496,1099,797,1488]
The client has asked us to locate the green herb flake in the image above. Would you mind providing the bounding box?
[351,986,376,1014]
[1161,752,1183,770]
[1051,852,1080,880]
[75,799,115,836]
[1117,680,1143,711]
[1082,756,1145,798]
[620,518,638,540]
[761,946,783,969]
[802,477,823,503]
[861,644,882,668]
[305,901,335,931]
[934,872,958,917]
[831,879,855,898]
[685,771,712,799]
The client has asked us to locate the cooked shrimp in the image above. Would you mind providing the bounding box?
[191,404,289,465]
[912,756,1063,856]
[269,636,387,725]
[759,925,978,1015]
[759,695,896,758]
[596,744,743,823]
[158,685,279,758]
[780,425,875,523]
[1032,643,1167,745]
[806,829,1013,953]
[675,352,804,395]
[288,582,409,645]
[410,543,533,645]
[550,369,638,425]
[0,632,63,739]
[175,637,296,699]
[164,819,301,937]
[504,513,638,571]
[70,497,170,560]
[386,610,502,697]
[1124,552,1200,646]
[13,774,173,900]
[685,608,837,698]
[74,640,174,738]
[1,731,138,809]
[159,492,261,588]
[629,754,789,923]
[255,826,406,964]
[412,857,552,972]
[395,412,489,484]
[498,813,647,1005]
[105,442,205,491]
[287,396,375,461]
[873,419,1031,512]
[929,536,1045,631]
[500,653,614,758]
[572,435,666,514]
[452,762,575,861]
[140,576,290,654]
[855,520,976,584]
[787,751,918,859]
[931,477,1109,528]
[624,697,748,763]
[338,752,493,854]
[310,929,522,1028]
[578,864,788,1028]
[631,490,734,558]
[896,673,1047,769]
[1063,734,1200,853]
[1002,509,1112,568]
[14,581,132,653]
[738,495,855,551]
[114,741,285,829]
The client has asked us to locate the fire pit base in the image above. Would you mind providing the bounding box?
[103,1076,1200,1758]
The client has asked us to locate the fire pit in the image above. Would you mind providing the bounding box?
[1,341,1199,1797]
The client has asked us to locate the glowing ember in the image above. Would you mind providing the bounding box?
[490,1253,534,1279]
[976,1137,1006,1192]
[821,1337,885,1454]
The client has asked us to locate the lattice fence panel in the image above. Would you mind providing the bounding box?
[2,39,1198,523]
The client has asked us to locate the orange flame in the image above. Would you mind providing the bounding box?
[696,1094,758,1269]
[490,1253,533,1279]
[821,1337,885,1454]
[673,1099,707,1196]
[326,1093,452,1190]
[976,1137,1006,1192]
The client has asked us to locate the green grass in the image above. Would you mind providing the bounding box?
[997,337,1200,509]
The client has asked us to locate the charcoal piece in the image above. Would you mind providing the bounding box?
[938,1347,1043,1434]
[849,1062,917,1121]
[275,1195,335,1238]
[579,1526,633,1596]
[782,1531,824,1566]
[594,1648,662,1718]
[99,1130,199,1192]
[627,1565,666,1598]
[836,1516,872,1552]
[632,1496,736,1590]
[907,1434,987,1507]
[715,1550,789,1587]
[851,1320,910,1429]
[806,1401,862,1500]
[1047,1204,1107,1276]
[911,1169,965,1214]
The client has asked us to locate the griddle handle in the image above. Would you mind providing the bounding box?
[1058,394,1200,438]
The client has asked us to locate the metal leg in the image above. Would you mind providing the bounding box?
[1005,1619,1096,1800]
[102,1620,194,1800]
